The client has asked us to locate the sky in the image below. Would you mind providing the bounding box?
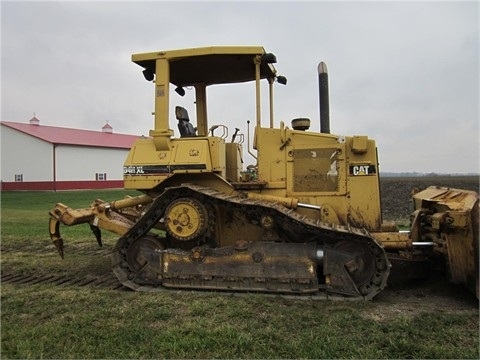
[1,0,479,174]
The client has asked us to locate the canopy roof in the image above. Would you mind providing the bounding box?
[132,46,277,86]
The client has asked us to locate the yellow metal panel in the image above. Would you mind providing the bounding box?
[207,137,226,174]
[173,140,210,164]
[154,58,170,132]
[255,127,287,187]
[129,138,163,164]
[225,143,242,182]
[446,233,476,285]
[352,135,368,154]
[123,175,170,190]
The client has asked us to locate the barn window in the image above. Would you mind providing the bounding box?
[95,173,107,181]
[14,174,23,182]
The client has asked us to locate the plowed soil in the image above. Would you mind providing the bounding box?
[380,175,479,222]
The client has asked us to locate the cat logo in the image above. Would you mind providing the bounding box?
[349,165,376,176]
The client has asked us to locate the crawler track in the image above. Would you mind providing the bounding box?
[112,184,391,299]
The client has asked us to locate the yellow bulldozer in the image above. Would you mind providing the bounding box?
[48,46,479,300]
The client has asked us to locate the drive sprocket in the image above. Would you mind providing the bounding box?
[164,197,208,241]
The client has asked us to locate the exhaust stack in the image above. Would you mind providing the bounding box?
[318,61,330,134]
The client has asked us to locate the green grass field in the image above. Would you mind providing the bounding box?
[1,190,479,359]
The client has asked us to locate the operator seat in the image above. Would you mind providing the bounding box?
[175,106,197,137]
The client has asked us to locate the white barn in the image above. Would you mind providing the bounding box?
[1,117,140,191]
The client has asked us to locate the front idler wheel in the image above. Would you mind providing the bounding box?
[125,235,165,283]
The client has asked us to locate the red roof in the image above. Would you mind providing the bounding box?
[1,121,140,149]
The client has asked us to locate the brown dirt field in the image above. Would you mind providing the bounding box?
[370,272,478,318]
[380,175,479,222]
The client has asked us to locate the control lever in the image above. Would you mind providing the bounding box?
[231,128,240,143]
[209,125,219,136]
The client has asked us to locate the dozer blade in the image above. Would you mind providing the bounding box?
[411,186,479,298]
